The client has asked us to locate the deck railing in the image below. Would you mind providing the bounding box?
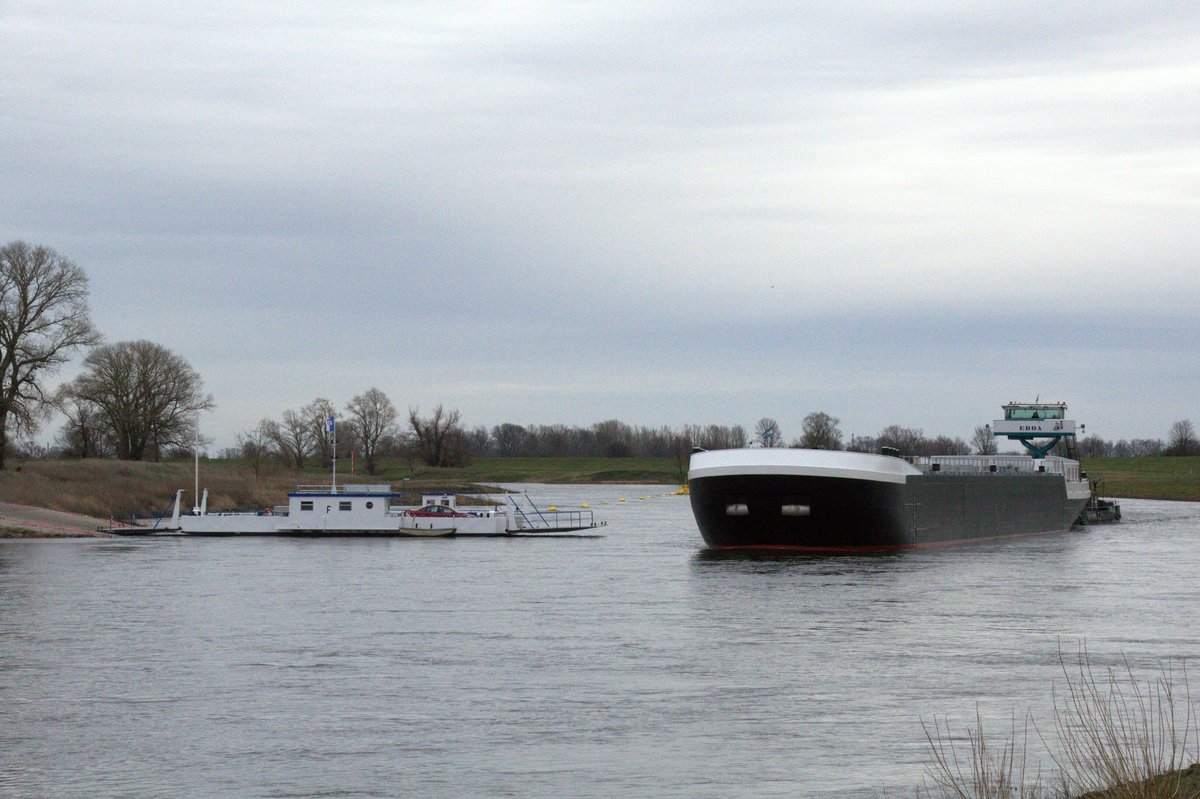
[291,484,393,495]
[907,455,1080,482]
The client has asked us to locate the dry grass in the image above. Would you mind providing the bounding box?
[918,649,1199,799]
[0,458,291,518]
[922,711,1049,799]
[0,525,94,538]
[0,458,503,519]
[1052,653,1197,799]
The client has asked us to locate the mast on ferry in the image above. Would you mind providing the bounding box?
[327,415,337,494]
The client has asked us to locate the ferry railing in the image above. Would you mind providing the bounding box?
[507,493,596,531]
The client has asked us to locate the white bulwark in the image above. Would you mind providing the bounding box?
[689,448,921,485]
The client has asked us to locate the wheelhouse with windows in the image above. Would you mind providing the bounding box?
[1001,402,1067,421]
[992,401,1078,458]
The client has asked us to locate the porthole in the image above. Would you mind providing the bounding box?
[366,501,374,509]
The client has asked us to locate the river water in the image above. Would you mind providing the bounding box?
[2,487,1198,798]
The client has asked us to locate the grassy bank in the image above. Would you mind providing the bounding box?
[0,455,687,519]
[0,459,500,519]
[1,454,1192,519]
[1078,457,1200,502]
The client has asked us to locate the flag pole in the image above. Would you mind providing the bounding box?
[194,411,200,511]
[329,416,337,494]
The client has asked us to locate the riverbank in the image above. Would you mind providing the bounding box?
[0,500,114,537]
[0,455,1193,525]
[0,456,683,519]
[1076,762,1200,797]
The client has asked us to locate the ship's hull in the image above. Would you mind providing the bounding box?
[689,449,1089,552]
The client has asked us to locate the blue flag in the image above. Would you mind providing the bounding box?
[325,416,335,433]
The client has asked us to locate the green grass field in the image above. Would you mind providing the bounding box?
[369,455,687,486]
[1078,456,1200,501]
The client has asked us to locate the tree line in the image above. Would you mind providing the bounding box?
[229,397,471,477]
[5,240,1199,470]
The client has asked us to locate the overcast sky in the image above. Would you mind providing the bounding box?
[4,1,1198,450]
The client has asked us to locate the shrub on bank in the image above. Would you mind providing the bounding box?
[918,650,1198,799]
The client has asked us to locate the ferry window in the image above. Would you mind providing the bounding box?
[300,501,314,511]
[339,501,352,511]
[365,501,374,509]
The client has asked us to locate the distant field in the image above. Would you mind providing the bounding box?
[1078,456,1200,501]
[369,456,686,486]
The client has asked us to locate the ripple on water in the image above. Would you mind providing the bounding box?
[1,492,1198,798]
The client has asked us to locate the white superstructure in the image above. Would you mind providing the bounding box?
[170,486,507,536]
[166,485,600,536]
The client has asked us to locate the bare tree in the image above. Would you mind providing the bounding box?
[262,408,314,467]
[971,425,998,455]
[345,387,399,475]
[1077,435,1110,458]
[464,425,493,457]
[237,420,273,479]
[0,241,101,469]
[876,425,927,455]
[1166,419,1198,456]
[54,387,113,458]
[1131,438,1164,457]
[594,418,634,457]
[930,435,971,455]
[491,423,527,456]
[797,411,842,450]
[336,419,361,467]
[305,397,338,464]
[409,404,470,467]
[71,340,213,460]
[754,417,783,448]
[672,427,695,479]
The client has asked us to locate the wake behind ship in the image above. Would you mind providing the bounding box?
[688,402,1092,552]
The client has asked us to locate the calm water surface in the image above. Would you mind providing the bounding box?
[2,486,1198,798]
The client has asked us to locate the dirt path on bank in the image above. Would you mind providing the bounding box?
[0,502,116,537]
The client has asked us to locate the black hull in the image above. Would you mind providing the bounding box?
[690,472,1087,552]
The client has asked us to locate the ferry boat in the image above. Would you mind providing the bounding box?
[168,486,600,537]
[688,402,1092,551]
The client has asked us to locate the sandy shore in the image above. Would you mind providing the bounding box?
[0,502,116,537]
